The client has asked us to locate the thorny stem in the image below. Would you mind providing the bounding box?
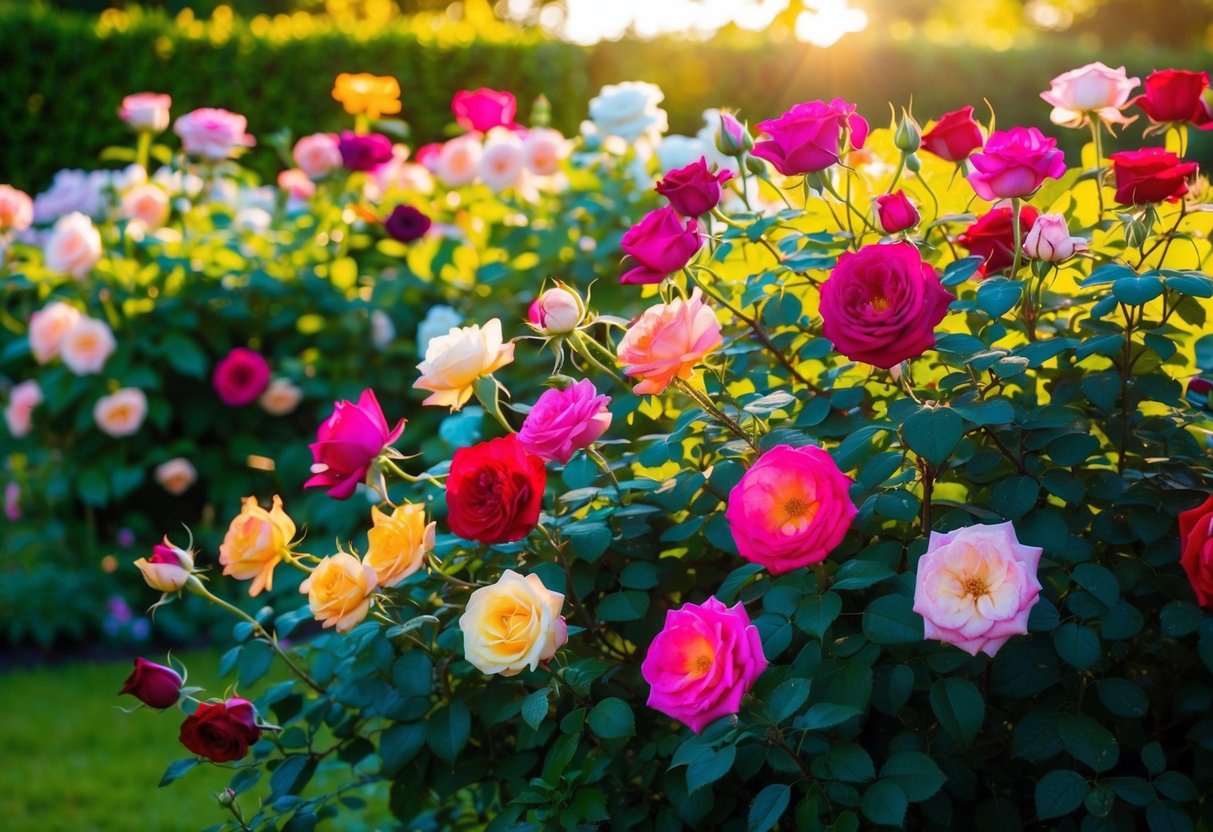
[425,550,486,590]
[673,378,760,452]
[379,456,446,490]
[585,445,623,501]
[570,331,626,387]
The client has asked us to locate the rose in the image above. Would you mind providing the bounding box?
[522,128,568,176]
[921,107,985,162]
[446,435,546,544]
[338,131,394,172]
[517,379,612,464]
[278,169,315,201]
[331,73,402,119]
[957,205,1041,275]
[413,318,515,410]
[713,110,752,157]
[179,698,261,763]
[641,597,767,734]
[305,388,405,500]
[913,521,1043,657]
[819,242,953,368]
[616,288,722,395]
[299,552,378,633]
[218,495,296,596]
[119,658,183,709]
[120,184,171,228]
[619,205,703,285]
[1179,495,1213,608]
[44,212,102,278]
[93,388,147,438]
[588,81,668,143]
[1134,69,1213,128]
[60,316,116,376]
[752,98,868,175]
[874,190,920,234]
[0,185,33,232]
[4,380,42,438]
[479,131,525,192]
[1108,147,1199,205]
[119,93,171,133]
[654,135,706,173]
[33,169,106,223]
[967,127,1066,200]
[364,502,436,588]
[1040,62,1139,128]
[4,482,19,522]
[416,305,463,355]
[213,348,271,406]
[459,570,566,676]
[384,204,431,243]
[655,156,734,218]
[155,458,197,495]
[173,108,255,160]
[134,537,194,593]
[435,134,483,187]
[452,88,518,133]
[28,301,81,363]
[258,378,302,416]
[527,285,584,334]
[1022,213,1088,262]
[292,133,343,179]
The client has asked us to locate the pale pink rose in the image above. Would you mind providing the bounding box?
[0,185,34,232]
[1022,213,1089,262]
[44,212,102,279]
[522,128,568,177]
[913,521,1043,657]
[4,380,42,438]
[60,317,117,376]
[616,288,723,396]
[277,169,316,201]
[517,379,612,464]
[28,301,82,363]
[121,184,171,228]
[435,134,483,188]
[174,108,256,160]
[4,481,19,521]
[93,388,148,437]
[155,457,197,495]
[120,93,172,133]
[479,131,525,192]
[259,378,303,416]
[527,285,583,334]
[292,133,343,179]
[1041,62,1139,128]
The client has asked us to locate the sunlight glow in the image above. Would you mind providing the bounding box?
[794,0,869,47]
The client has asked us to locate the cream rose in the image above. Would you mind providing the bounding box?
[44,212,102,279]
[459,570,567,676]
[93,388,147,437]
[60,317,117,376]
[413,318,515,410]
[299,552,378,634]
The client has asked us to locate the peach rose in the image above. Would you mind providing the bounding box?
[219,495,297,597]
[60,317,117,376]
[258,378,303,416]
[459,570,567,676]
[413,317,515,411]
[0,185,34,232]
[616,288,723,396]
[93,388,147,437]
[28,301,82,363]
[4,380,42,438]
[44,212,102,279]
[155,457,197,496]
[523,128,569,177]
[292,133,343,179]
[435,134,483,188]
[121,184,171,229]
[363,502,436,588]
[479,130,525,192]
[299,552,378,634]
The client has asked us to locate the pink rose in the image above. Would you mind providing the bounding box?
[277,169,316,201]
[28,301,82,363]
[305,389,405,500]
[616,288,722,396]
[4,380,42,438]
[528,285,584,334]
[478,131,525,192]
[752,98,868,175]
[60,316,117,376]
[967,127,1067,201]
[4,481,20,521]
[121,184,171,228]
[1022,213,1088,262]
[913,522,1042,657]
[655,156,734,218]
[819,242,953,369]
[619,205,702,285]
[212,348,270,406]
[93,388,147,438]
[522,127,568,177]
[452,88,518,133]
[435,134,483,187]
[1180,495,1213,608]
[725,444,856,574]
[174,108,255,160]
[641,596,767,733]
[874,190,919,234]
[119,93,172,133]
[292,133,343,179]
[0,185,33,232]
[155,458,198,495]
[119,657,183,709]
[517,379,612,464]
[1041,62,1139,128]
[44,212,102,279]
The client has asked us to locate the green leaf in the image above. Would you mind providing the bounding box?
[380,722,426,774]
[1154,771,1199,803]
[588,697,634,739]
[426,701,471,762]
[748,784,791,832]
[863,594,924,645]
[521,688,551,731]
[565,521,611,561]
[825,742,875,782]
[596,591,649,622]
[1034,769,1088,820]
[1076,333,1124,361]
[161,333,209,378]
[833,559,895,590]
[270,755,316,799]
[1057,714,1118,773]
[794,592,842,638]
[1096,678,1148,718]
[880,752,946,802]
[1160,601,1203,638]
[687,744,736,793]
[238,640,273,689]
[795,703,862,731]
[941,255,986,286]
[929,677,984,744]
[902,407,964,466]
[158,758,198,788]
[1112,274,1163,305]
[1163,271,1213,298]
[1146,803,1196,832]
[991,476,1039,519]
[976,278,1023,319]
[391,651,434,698]
[767,677,811,722]
[1072,563,1119,608]
[862,781,908,827]
[1054,623,1101,671]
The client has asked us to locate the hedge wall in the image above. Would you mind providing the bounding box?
[3,4,1211,191]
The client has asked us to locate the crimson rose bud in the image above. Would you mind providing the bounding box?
[1108,147,1199,205]
[619,205,703,285]
[305,388,405,500]
[921,106,985,163]
[446,434,545,545]
[655,157,734,218]
[338,131,393,172]
[384,205,432,243]
[957,205,1040,276]
[874,190,920,234]
[119,657,183,709]
[179,698,261,763]
[1134,69,1213,128]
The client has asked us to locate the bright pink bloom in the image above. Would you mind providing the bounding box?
[655,157,733,218]
[212,348,271,406]
[1134,69,1213,128]
[921,106,985,163]
[452,88,518,133]
[616,288,722,396]
[173,108,255,160]
[967,127,1066,201]
[119,658,183,709]
[620,205,702,285]
[305,389,405,500]
[752,98,868,175]
[874,190,919,234]
[1179,495,1213,608]
[517,380,612,464]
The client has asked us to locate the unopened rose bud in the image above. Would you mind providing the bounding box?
[217,788,237,807]
[531,95,551,128]
[119,657,184,709]
[134,536,195,592]
[894,110,922,154]
[528,285,584,334]
[905,152,922,173]
[1022,213,1088,262]
[715,112,753,156]
[745,154,767,176]
[874,190,920,234]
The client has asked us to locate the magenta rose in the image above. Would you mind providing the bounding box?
[119,657,183,709]
[725,444,856,574]
[452,88,518,133]
[305,388,405,500]
[179,698,261,763]
[517,379,612,464]
[338,131,394,172]
[384,205,432,243]
[213,348,270,406]
[875,190,919,234]
[655,157,734,218]
[620,205,702,285]
[752,98,868,175]
[921,106,985,163]
[967,126,1067,201]
[641,596,767,734]
[819,242,953,368]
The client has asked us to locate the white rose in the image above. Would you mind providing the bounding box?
[588,81,668,144]
[655,135,706,173]
[412,318,515,410]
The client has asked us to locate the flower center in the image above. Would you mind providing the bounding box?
[776,493,819,535]
[869,295,890,312]
[961,575,990,599]
[694,654,713,674]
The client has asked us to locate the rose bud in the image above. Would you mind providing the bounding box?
[655,156,734,218]
[384,204,432,243]
[179,698,261,763]
[921,106,985,163]
[119,93,172,134]
[619,205,703,285]
[305,389,405,500]
[1022,213,1088,262]
[874,190,920,234]
[527,285,584,334]
[134,537,195,592]
[715,111,753,156]
[119,657,183,709]
[894,110,922,153]
[958,205,1041,275]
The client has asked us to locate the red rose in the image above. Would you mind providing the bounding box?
[119,657,183,709]
[956,205,1040,276]
[921,106,985,163]
[179,698,261,763]
[446,435,545,544]
[1179,495,1213,608]
[1108,147,1199,205]
[655,156,733,218]
[1134,69,1213,128]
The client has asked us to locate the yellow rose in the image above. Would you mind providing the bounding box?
[412,318,515,411]
[218,495,296,597]
[363,502,436,588]
[332,73,402,119]
[134,537,194,593]
[459,570,567,676]
[299,552,378,633]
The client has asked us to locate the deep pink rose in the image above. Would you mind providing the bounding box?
[338,131,394,172]
[641,597,767,733]
[752,98,868,175]
[384,205,432,242]
[452,88,518,133]
[1179,495,1213,608]
[213,348,270,406]
[875,190,919,234]
[1109,147,1199,205]
[179,698,261,763]
[655,157,734,218]
[1134,69,1213,128]
[725,444,856,574]
[921,106,985,163]
[120,657,183,709]
[967,126,1066,201]
[517,379,612,464]
[819,242,953,368]
[620,205,702,285]
[305,389,405,500]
